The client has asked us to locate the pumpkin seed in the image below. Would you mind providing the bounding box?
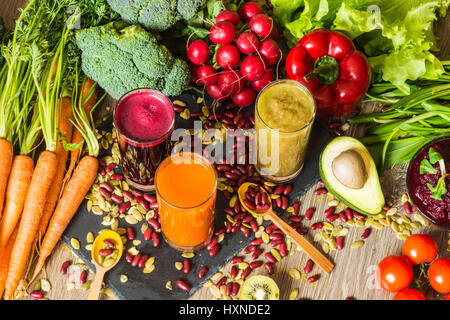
[321,242,330,254]
[209,285,222,299]
[102,287,115,298]
[203,280,213,288]
[182,252,195,258]
[391,221,400,232]
[217,233,224,243]
[175,262,183,270]
[145,257,155,268]
[328,199,339,207]
[323,222,333,230]
[82,280,92,291]
[351,240,364,249]
[261,231,270,244]
[85,244,93,251]
[211,272,222,282]
[289,288,299,300]
[33,280,41,291]
[173,99,186,107]
[410,222,421,229]
[120,274,128,283]
[238,262,249,270]
[128,247,139,256]
[396,233,408,241]
[313,233,322,242]
[86,232,94,243]
[401,193,410,203]
[166,281,173,290]
[355,220,365,227]
[289,269,301,280]
[70,238,80,250]
[386,208,398,216]
[124,214,138,225]
[229,196,238,208]
[143,264,156,274]
[372,221,384,229]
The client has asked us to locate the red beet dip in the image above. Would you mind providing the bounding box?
[408,138,450,227]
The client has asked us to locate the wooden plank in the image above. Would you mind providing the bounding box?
[1,1,448,301]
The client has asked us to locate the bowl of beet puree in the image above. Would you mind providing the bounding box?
[114,88,175,192]
[407,136,450,229]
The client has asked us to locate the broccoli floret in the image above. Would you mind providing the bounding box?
[177,0,208,21]
[106,0,181,31]
[75,21,190,100]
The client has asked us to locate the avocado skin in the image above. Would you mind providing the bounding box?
[318,137,385,216]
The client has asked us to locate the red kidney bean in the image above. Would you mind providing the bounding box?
[250,221,258,233]
[292,202,300,216]
[242,215,253,224]
[230,256,244,264]
[264,262,274,275]
[149,202,159,209]
[126,227,134,241]
[269,233,282,241]
[125,252,133,264]
[105,163,116,172]
[361,228,371,239]
[243,200,256,210]
[256,204,270,211]
[333,128,344,136]
[131,189,143,197]
[275,197,282,209]
[216,276,227,288]
[231,282,240,296]
[99,182,113,193]
[99,249,113,257]
[279,243,287,257]
[252,248,263,260]
[143,194,157,204]
[147,218,160,230]
[270,239,282,247]
[353,211,365,221]
[60,261,71,275]
[230,265,238,279]
[110,174,124,180]
[307,274,320,283]
[99,188,112,199]
[234,200,241,214]
[250,238,263,246]
[403,201,412,215]
[313,188,328,195]
[226,221,232,233]
[144,227,152,241]
[249,261,262,269]
[273,184,285,195]
[224,207,235,216]
[223,190,231,200]
[177,280,190,291]
[304,208,315,221]
[298,227,308,235]
[303,259,313,274]
[281,197,288,210]
[119,202,131,214]
[152,232,160,247]
[241,266,251,279]
[234,213,246,221]
[131,254,141,267]
[264,252,276,263]
[80,270,88,284]
[244,245,256,254]
[121,191,133,202]
[214,227,226,236]
[317,179,324,186]
[209,244,220,256]
[311,222,323,230]
[241,226,251,237]
[288,216,303,223]
[111,194,123,204]
[339,212,348,223]
[30,291,44,299]
[206,237,218,251]
[383,204,391,211]
[138,255,149,268]
[254,192,261,206]
[345,207,353,221]
[283,185,293,195]
[198,267,208,279]
[224,171,240,181]
[225,282,232,296]
[336,236,344,250]
[324,207,335,217]
[183,260,190,274]
[325,214,340,223]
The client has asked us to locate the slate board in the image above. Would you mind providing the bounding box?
[61,91,333,300]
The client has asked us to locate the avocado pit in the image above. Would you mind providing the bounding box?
[331,150,367,189]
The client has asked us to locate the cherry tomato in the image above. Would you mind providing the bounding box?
[443,294,450,300]
[393,288,426,300]
[428,258,450,294]
[402,234,438,265]
[376,255,413,292]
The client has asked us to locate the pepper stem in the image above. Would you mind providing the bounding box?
[305,56,340,85]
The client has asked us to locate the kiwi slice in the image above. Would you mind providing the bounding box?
[239,275,280,300]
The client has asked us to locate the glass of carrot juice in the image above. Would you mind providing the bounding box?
[155,152,217,252]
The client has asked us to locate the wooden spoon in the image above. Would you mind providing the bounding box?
[238,182,334,274]
[88,230,123,300]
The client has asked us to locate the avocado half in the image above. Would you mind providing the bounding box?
[319,136,385,216]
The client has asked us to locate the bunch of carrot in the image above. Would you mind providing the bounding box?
[0,0,102,299]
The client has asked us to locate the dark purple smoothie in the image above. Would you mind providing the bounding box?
[114,89,175,191]
[408,138,450,227]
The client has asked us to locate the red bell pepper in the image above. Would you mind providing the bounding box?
[286,29,371,118]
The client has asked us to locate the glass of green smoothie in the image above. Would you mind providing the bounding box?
[254,79,316,183]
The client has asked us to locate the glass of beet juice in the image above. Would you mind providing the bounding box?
[114,89,175,192]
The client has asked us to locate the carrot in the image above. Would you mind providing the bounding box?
[36,97,73,240]
[0,155,34,255]
[0,224,19,298]
[0,138,14,220]
[3,150,58,300]
[62,79,97,184]
[31,155,98,280]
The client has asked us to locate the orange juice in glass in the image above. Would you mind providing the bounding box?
[155,152,217,252]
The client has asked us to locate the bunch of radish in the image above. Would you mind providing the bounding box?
[187,1,281,108]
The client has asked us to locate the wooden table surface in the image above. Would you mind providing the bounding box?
[2,0,449,301]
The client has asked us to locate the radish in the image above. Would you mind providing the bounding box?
[207,83,230,101]
[218,70,243,96]
[196,65,218,86]
[251,70,273,92]
[249,14,273,39]
[216,44,241,69]
[239,2,263,21]
[232,87,257,107]
[240,55,265,81]
[210,21,236,45]
[259,39,280,66]
[187,39,210,66]
[216,10,240,25]
[236,31,260,55]
[189,63,199,84]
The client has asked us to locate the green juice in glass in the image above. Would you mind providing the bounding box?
[255,79,316,183]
